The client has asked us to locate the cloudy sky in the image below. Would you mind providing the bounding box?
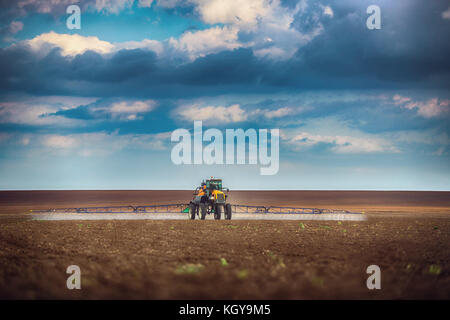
[0,0,449,190]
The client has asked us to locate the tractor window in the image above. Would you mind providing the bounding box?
[211,181,222,190]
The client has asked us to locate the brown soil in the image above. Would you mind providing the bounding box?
[0,191,449,299]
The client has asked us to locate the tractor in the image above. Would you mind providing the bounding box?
[188,178,232,220]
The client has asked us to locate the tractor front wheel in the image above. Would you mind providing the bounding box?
[200,203,207,220]
[214,204,222,220]
[189,203,196,220]
[225,203,232,220]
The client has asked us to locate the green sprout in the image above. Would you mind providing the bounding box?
[175,263,204,275]
[428,265,442,275]
[220,258,228,266]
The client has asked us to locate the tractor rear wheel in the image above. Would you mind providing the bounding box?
[189,203,196,220]
[225,203,232,220]
[200,203,207,220]
[214,204,222,220]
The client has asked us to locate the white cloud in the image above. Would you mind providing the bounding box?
[176,103,307,124]
[27,31,114,56]
[192,0,272,27]
[285,132,397,154]
[185,0,317,60]
[144,0,303,31]
[393,95,450,118]
[109,100,156,114]
[416,99,450,118]
[92,99,157,120]
[249,106,309,119]
[25,31,165,57]
[259,107,294,119]
[169,25,241,60]
[176,103,247,124]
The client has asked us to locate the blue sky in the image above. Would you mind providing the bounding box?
[0,0,449,190]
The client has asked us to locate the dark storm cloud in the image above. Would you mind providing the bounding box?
[292,0,450,86]
[49,102,99,120]
[0,44,446,99]
[0,46,268,97]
